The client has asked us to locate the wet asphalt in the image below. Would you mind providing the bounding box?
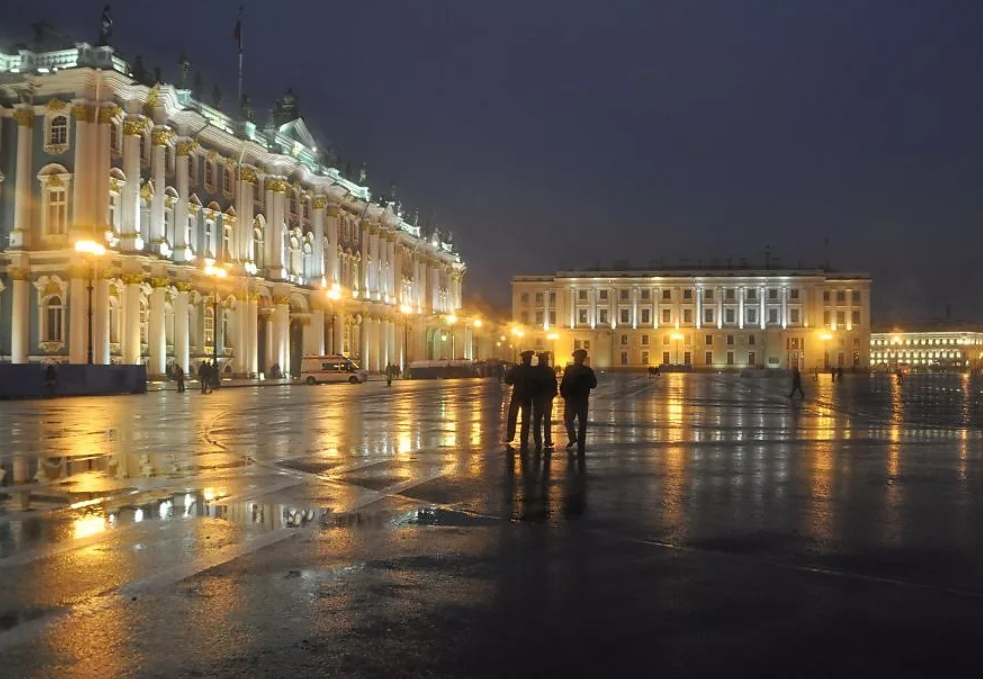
[1,372,983,678]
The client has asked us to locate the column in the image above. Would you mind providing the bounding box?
[696,286,703,329]
[334,311,345,356]
[121,116,145,251]
[717,286,723,330]
[273,296,290,376]
[543,289,550,330]
[312,196,327,279]
[68,268,87,363]
[243,291,258,376]
[263,312,274,375]
[174,285,190,373]
[326,206,340,283]
[71,103,94,239]
[781,286,789,329]
[759,286,766,330]
[10,108,34,248]
[631,287,639,329]
[378,319,389,368]
[149,127,172,253]
[94,275,110,364]
[121,273,143,364]
[305,308,325,356]
[10,270,29,363]
[239,168,257,265]
[361,318,371,368]
[95,105,117,239]
[173,139,194,261]
[268,179,286,276]
[464,326,473,360]
[361,227,371,292]
[148,279,167,376]
[738,286,745,329]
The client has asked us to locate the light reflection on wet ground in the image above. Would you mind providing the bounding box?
[1,373,983,676]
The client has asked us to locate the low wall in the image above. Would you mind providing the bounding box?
[0,364,148,399]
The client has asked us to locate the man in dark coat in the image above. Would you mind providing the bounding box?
[504,350,536,450]
[560,349,597,454]
[532,352,558,450]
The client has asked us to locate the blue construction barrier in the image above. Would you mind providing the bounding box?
[0,364,148,399]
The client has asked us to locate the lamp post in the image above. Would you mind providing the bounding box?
[204,263,227,370]
[75,240,106,364]
[327,283,342,354]
[399,304,412,371]
[510,326,524,362]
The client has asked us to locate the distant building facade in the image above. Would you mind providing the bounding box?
[0,40,468,376]
[512,267,872,370]
[870,325,983,371]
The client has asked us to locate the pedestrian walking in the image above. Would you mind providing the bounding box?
[830,366,836,382]
[788,366,805,399]
[44,363,58,398]
[385,363,398,386]
[532,352,558,451]
[836,366,844,382]
[504,350,536,450]
[175,364,186,393]
[560,349,597,455]
[199,361,211,394]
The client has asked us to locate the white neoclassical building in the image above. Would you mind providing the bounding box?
[0,40,470,377]
[512,266,872,371]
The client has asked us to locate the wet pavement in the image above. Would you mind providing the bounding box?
[1,372,983,678]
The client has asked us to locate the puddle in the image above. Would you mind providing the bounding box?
[403,507,501,528]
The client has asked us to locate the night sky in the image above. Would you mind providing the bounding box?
[5,1,983,320]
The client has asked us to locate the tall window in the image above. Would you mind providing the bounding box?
[204,160,215,190]
[43,296,65,342]
[204,306,215,347]
[222,224,232,260]
[204,219,215,257]
[221,309,231,350]
[49,115,68,145]
[45,185,68,236]
[223,166,234,195]
[110,122,120,154]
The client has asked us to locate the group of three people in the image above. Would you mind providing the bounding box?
[505,348,597,454]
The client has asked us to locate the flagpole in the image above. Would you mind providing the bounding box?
[238,50,243,107]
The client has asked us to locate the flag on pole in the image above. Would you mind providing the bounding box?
[233,7,243,54]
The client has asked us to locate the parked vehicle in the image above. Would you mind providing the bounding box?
[300,355,369,384]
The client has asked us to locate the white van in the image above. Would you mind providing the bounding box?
[300,355,369,385]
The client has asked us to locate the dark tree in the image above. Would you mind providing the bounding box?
[192,72,204,100]
[211,84,223,109]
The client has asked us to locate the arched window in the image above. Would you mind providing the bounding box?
[204,159,215,191]
[222,165,233,195]
[49,116,68,146]
[221,309,231,349]
[254,225,265,270]
[222,222,232,261]
[44,296,65,342]
[204,305,215,348]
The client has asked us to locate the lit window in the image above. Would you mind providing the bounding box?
[48,115,68,145]
[43,295,65,342]
[45,184,68,236]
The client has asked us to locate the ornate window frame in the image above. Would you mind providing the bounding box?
[37,164,72,241]
[34,275,68,350]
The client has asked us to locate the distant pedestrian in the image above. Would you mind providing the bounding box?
[532,352,558,450]
[385,363,398,386]
[836,366,844,382]
[174,364,186,393]
[44,363,57,398]
[788,366,805,399]
[199,361,210,394]
[560,349,597,455]
[830,366,836,382]
[504,351,536,450]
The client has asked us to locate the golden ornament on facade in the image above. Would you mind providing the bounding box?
[122,273,145,285]
[326,205,340,217]
[175,281,195,292]
[139,182,154,201]
[72,104,95,123]
[175,139,197,156]
[312,196,329,210]
[98,104,122,124]
[143,84,161,115]
[8,267,31,281]
[150,277,170,289]
[265,177,288,193]
[151,127,174,147]
[47,98,68,111]
[188,203,201,214]
[272,295,291,306]
[13,108,34,128]
[240,166,258,184]
[123,117,147,136]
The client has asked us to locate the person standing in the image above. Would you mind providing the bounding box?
[560,349,597,454]
[788,365,805,399]
[199,360,210,394]
[532,352,558,450]
[175,364,186,393]
[504,350,536,450]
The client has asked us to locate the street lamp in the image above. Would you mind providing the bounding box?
[75,240,106,364]
[671,332,684,366]
[819,332,833,370]
[204,263,227,370]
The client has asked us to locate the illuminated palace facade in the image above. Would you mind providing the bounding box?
[870,326,983,371]
[0,42,471,376]
[512,267,872,370]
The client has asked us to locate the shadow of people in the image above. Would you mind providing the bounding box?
[561,452,587,519]
[505,447,553,523]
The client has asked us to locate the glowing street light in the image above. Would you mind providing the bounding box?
[670,332,684,365]
[75,240,106,364]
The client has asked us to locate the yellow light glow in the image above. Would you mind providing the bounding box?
[670,333,684,341]
[399,304,413,314]
[73,514,107,540]
[204,264,227,278]
[547,333,559,341]
[446,314,457,325]
[819,333,833,341]
[75,240,106,256]
[473,318,483,328]
[327,288,341,300]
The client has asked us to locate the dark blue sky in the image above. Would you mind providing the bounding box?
[6,1,983,320]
